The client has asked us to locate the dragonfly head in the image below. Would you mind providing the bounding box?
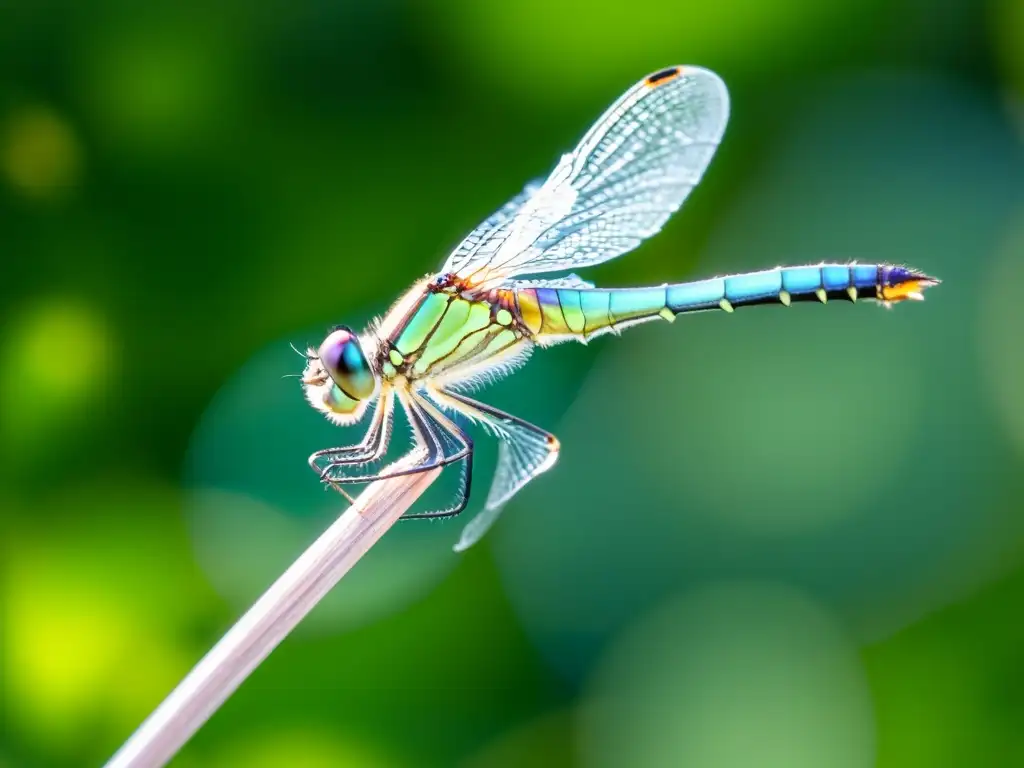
[302,326,378,425]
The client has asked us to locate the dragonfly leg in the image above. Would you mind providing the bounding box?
[427,386,559,551]
[436,388,558,466]
[308,391,394,480]
[400,391,474,520]
[319,390,474,520]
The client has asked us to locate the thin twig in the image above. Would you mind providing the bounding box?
[105,468,441,768]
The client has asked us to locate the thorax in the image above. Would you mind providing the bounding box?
[372,275,528,383]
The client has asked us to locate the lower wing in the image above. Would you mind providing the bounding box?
[427,387,559,552]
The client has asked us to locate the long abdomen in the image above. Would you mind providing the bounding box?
[514,264,939,342]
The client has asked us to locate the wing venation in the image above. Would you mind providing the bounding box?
[440,66,730,287]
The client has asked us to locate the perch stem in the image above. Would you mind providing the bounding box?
[105,468,440,768]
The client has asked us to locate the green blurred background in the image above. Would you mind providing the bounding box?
[2,0,1024,766]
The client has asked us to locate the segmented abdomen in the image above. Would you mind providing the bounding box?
[514,264,938,341]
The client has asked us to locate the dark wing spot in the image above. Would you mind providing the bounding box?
[646,67,681,87]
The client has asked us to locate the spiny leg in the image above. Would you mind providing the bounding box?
[308,390,394,481]
[436,388,558,511]
[399,390,474,520]
[319,388,472,495]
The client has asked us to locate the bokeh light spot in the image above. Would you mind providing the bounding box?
[4,566,134,726]
[978,214,1024,457]
[1,481,220,757]
[0,299,114,456]
[579,582,874,768]
[77,12,241,154]
[1,106,81,199]
[3,538,189,752]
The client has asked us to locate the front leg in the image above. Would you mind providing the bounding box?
[319,388,474,518]
[308,390,394,480]
[400,390,474,520]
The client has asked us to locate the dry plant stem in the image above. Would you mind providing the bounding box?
[105,468,441,768]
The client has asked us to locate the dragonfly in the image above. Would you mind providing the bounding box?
[300,65,939,552]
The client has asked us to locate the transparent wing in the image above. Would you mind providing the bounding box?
[429,389,559,552]
[442,178,543,273]
[503,273,595,290]
[456,419,557,552]
[441,66,729,288]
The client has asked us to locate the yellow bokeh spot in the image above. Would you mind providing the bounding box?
[9,301,111,401]
[1,299,114,452]
[7,582,132,716]
[3,543,131,744]
[1,107,81,199]
[2,531,195,755]
[106,639,195,729]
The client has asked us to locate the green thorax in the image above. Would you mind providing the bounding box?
[380,288,522,380]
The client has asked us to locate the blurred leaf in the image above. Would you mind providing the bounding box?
[865,563,1024,767]
[421,0,879,106]
[0,298,115,478]
[2,480,221,761]
[1,105,81,200]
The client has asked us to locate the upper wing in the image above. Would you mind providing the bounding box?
[440,66,730,288]
[443,178,543,272]
[503,273,595,290]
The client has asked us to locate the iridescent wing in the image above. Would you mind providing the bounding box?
[455,424,557,552]
[503,273,595,290]
[443,178,544,270]
[439,66,729,288]
[429,389,559,552]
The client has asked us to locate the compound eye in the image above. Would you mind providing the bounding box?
[318,328,375,400]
